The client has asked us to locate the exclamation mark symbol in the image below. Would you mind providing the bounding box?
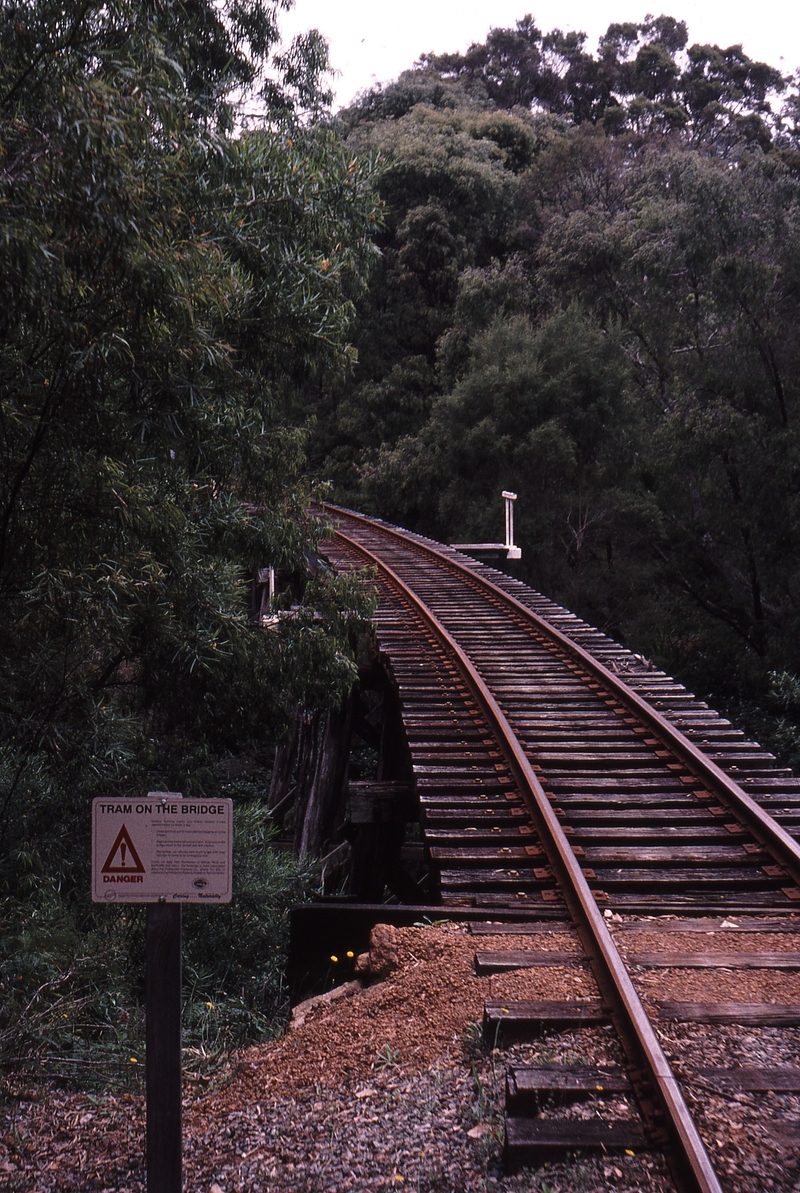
[101,826,144,875]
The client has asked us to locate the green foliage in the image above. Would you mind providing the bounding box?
[373,1044,402,1071]
[0,881,146,1091]
[307,16,800,715]
[362,307,643,632]
[0,0,382,1076]
[307,97,549,496]
[421,13,788,146]
[537,143,800,680]
[0,0,381,869]
[338,68,489,126]
[729,672,800,774]
[420,15,562,112]
[0,800,317,1089]
[182,799,318,1053]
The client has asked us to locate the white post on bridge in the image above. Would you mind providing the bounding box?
[502,491,521,560]
[450,490,522,562]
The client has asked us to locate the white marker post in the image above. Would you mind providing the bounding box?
[92,793,233,1193]
[502,490,522,560]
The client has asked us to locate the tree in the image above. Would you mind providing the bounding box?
[312,22,800,702]
[306,92,548,497]
[0,0,381,893]
[535,139,800,686]
[421,15,564,111]
[362,307,641,632]
[422,14,787,145]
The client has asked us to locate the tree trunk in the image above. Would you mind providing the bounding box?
[295,697,354,857]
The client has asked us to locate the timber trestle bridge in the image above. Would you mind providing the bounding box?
[296,505,800,1191]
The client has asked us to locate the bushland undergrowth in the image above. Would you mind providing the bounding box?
[0,795,317,1097]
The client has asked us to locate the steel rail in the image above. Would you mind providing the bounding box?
[330,522,724,1193]
[323,503,800,889]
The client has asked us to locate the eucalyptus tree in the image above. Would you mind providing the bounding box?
[535,137,800,687]
[424,13,787,143]
[306,89,547,496]
[0,1,381,886]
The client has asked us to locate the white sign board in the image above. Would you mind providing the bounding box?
[92,793,233,903]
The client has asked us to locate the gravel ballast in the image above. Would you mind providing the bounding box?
[3,919,800,1192]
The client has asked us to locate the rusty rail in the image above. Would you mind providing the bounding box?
[323,503,800,890]
[326,510,725,1193]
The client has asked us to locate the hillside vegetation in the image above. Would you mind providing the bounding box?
[306,14,800,744]
[0,0,378,1079]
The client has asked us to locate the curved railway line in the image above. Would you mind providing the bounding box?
[318,503,800,1193]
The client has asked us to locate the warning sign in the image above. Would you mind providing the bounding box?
[102,825,146,875]
[92,794,232,903]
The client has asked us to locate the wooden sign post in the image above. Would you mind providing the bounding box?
[92,792,233,1193]
[146,901,183,1193]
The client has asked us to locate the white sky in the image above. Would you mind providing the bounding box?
[278,1,800,110]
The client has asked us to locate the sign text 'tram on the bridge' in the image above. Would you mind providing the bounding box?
[91,794,233,903]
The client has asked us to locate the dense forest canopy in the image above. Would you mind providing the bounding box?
[0,0,380,1059]
[0,0,382,843]
[304,13,800,733]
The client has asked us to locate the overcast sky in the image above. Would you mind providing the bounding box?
[278,1,799,110]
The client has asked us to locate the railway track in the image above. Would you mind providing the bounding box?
[319,504,800,1193]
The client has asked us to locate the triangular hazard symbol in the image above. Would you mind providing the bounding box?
[102,824,145,873]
